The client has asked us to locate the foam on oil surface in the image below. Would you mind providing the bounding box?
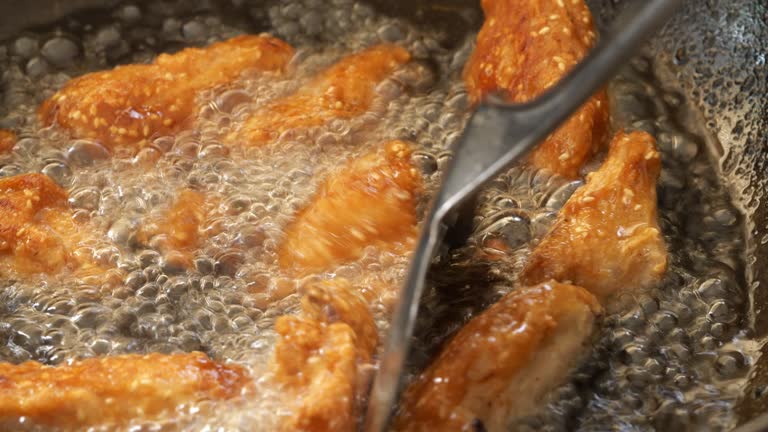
[0,1,754,431]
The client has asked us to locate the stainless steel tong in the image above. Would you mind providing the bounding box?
[364,0,685,430]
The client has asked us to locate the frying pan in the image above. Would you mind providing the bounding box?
[0,0,766,430]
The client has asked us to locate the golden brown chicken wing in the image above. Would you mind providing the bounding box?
[521,130,667,299]
[393,282,601,432]
[274,316,358,432]
[0,129,14,154]
[135,189,214,268]
[278,140,422,275]
[0,173,101,276]
[273,279,377,432]
[463,0,609,178]
[0,352,248,430]
[298,279,379,360]
[228,44,411,147]
[39,35,294,152]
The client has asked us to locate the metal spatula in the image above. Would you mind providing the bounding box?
[364,0,685,430]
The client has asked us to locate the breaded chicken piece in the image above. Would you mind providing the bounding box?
[0,352,248,429]
[393,282,601,432]
[278,140,422,275]
[136,189,213,268]
[0,173,98,276]
[0,129,15,154]
[39,35,294,151]
[521,131,667,299]
[229,44,411,147]
[273,279,377,431]
[275,317,358,432]
[299,279,379,360]
[463,0,609,178]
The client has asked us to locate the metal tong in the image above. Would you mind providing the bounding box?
[364,0,685,430]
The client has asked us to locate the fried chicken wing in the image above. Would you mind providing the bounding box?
[278,140,422,275]
[39,35,294,151]
[299,279,379,360]
[274,316,358,432]
[521,130,667,299]
[0,173,99,276]
[393,282,601,432]
[136,189,213,268]
[273,279,377,431]
[463,0,609,178]
[229,44,411,147]
[0,129,15,154]
[0,352,248,429]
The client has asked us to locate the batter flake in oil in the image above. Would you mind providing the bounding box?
[0,0,752,431]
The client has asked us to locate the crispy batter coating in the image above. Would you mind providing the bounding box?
[278,140,422,275]
[463,0,609,178]
[393,282,600,432]
[0,129,15,154]
[299,279,379,361]
[395,132,665,430]
[39,35,294,151]
[273,279,377,431]
[0,352,248,429]
[275,317,358,432]
[0,173,97,275]
[229,44,411,146]
[136,189,211,268]
[521,131,668,299]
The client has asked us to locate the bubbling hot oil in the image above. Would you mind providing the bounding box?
[412,57,752,432]
[0,1,466,430]
[0,1,753,431]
